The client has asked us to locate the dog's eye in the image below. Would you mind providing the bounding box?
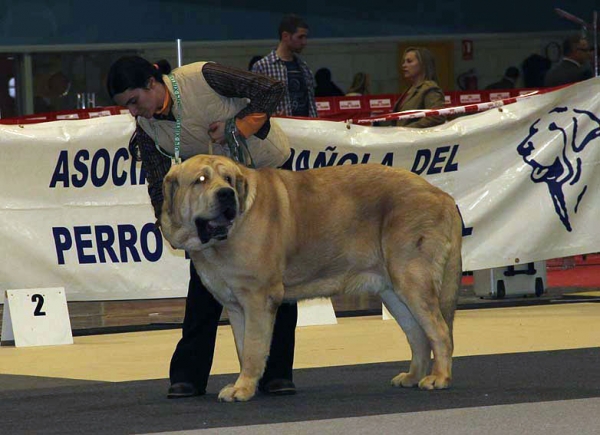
[224,176,233,185]
[195,175,207,185]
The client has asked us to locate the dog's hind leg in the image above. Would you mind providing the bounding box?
[388,259,454,390]
[381,289,431,388]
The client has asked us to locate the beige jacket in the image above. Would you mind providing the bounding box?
[393,80,446,128]
[138,62,290,168]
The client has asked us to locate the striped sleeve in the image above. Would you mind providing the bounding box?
[129,124,172,221]
[203,62,284,139]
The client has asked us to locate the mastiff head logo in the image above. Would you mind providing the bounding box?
[517,107,600,232]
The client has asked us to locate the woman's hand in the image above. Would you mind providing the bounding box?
[208,121,226,144]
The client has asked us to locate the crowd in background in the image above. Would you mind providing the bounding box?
[297,33,593,98]
[21,24,594,123]
[239,33,594,129]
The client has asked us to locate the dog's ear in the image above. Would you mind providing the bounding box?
[235,171,248,215]
[162,165,181,219]
[572,109,600,152]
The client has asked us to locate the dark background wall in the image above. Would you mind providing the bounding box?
[0,0,595,46]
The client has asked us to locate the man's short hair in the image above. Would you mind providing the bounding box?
[505,66,520,79]
[563,34,587,56]
[278,14,309,39]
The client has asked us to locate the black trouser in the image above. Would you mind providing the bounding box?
[169,261,297,392]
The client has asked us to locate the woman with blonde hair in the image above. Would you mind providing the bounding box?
[393,47,445,128]
[346,72,370,96]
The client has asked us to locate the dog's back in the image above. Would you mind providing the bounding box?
[255,164,461,306]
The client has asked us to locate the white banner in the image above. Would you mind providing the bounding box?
[1,78,599,302]
[277,78,600,271]
[0,115,189,302]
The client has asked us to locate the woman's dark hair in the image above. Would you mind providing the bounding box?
[314,67,344,97]
[521,54,551,88]
[106,56,172,99]
[315,68,332,84]
[248,55,262,71]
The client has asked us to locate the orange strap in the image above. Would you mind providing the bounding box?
[155,88,171,115]
[235,113,267,138]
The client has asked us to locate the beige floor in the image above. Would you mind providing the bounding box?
[1,303,599,382]
[568,290,600,297]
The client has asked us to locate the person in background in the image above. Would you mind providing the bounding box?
[314,67,344,97]
[252,14,318,118]
[485,66,520,90]
[392,47,445,128]
[544,35,594,87]
[106,55,298,399]
[521,54,552,88]
[33,71,71,113]
[247,55,263,71]
[346,72,370,96]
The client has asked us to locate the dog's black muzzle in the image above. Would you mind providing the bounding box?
[195,188,237,244]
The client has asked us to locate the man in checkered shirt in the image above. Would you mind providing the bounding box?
[252,14,318,118]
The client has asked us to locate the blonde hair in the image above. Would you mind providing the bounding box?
[403,47,439,83]
[347,72,370,95]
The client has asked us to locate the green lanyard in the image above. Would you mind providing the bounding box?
[152,73,255,168]
[152,74,182,165]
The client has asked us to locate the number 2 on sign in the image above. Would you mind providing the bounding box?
[31,294,47,316]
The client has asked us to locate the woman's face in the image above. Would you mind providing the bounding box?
[113,77,164,119]
[402,51,423,83]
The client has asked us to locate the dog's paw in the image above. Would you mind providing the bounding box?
[218,383,256,402]
[391,372,420,388]
[418,374,451,390]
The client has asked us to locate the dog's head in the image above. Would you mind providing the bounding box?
[516,106,600,231]
[161,155,249,250]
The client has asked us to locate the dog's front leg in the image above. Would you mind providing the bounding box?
[218,292,278,402]
[226,304,245,366]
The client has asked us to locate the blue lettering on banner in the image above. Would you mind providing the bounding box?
[287,147,471,237]
[288,146,460,173]
[411,145,459,175]
[289,146,394,171]
[456,205,473,237]
[49,147,146,188]
[52,223,162,264]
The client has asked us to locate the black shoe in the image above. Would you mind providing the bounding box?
[167,382,205,399]
[258,378,296,396]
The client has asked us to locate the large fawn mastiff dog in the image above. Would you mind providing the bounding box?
[161,154,463,402]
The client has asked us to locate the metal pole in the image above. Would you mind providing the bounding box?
[555,8,591,28]
[594,11,598,77]
[177,39,182,68]
[22,53,34,115]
